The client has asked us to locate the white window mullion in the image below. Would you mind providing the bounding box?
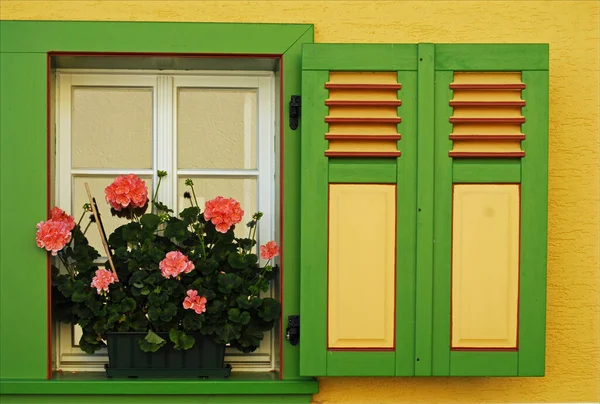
[56,73,73,215]
[257,75,275,258]
[155,75,174,208]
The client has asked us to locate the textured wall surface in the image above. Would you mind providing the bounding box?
[1,1,598,402]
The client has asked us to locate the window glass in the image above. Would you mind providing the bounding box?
[178,88,258,170]
[71,87,153,169]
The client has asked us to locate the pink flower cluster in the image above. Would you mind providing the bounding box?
[35,207,75,256]
[183,289,207,314]
[203,196,244,233]
[105,174,148,211]
[51,207,76,232]
[260,241,280,260]
[91,268,118,295]
[159,251,195,279]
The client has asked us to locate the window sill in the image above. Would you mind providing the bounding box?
[0,371,319,402]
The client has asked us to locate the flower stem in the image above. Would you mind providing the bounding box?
[82,220,93,236]
[57,252,75,281]
[196,224,207,257]
[152,175,163,204]
[76,208,88,228]
[191,187,199,209]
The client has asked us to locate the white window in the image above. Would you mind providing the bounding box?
[54,70,277,371]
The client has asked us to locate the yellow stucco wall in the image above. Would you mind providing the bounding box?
[1,1,598,402]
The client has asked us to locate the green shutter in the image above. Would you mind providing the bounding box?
[431,44,549,376]
[299,43,548,377]
[299,44,418,377]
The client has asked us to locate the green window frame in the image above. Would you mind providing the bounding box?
[0,20,318,402]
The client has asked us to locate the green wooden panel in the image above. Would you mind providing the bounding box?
[435,44,549,71]
[299,70,330,376]
[433,45,548,378]
[431,70,454,376]
[0,373,318,395]
[453,160,522,183]
[0,53,48,380]
[301,45,419,377]
[518,71,549,376]
[0,21,313,54]
[326,352,395,376]
[395,70,418,376]
[329,159,396,183]
[414,43,435,376]
[0,396,312,404]
[450,351,519,376]
[280,27,315,380]
[302,44,418,71]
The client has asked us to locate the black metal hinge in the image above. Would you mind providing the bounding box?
[286,315,300,345]
[289,95,301,130]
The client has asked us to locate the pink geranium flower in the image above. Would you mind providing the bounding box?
[36,219,72,256]
[91,268,118,295]
[183,289,207,314]
[159,251,195,279]
[50,207,75,232]
[203,196,244,233]
[260,241,279,260]
[105,174,148,211]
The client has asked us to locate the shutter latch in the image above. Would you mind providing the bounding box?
[289,95,301,130]
[286,315,300,345]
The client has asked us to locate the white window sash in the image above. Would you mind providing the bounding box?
[55,70,277,372]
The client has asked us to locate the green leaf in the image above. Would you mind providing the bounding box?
[164,219,189,241]
[217,273,242,293]
[122,222,142,242]
[217,323,241,342]
[198,259,219,275]
[108,226,126,248]
[152,200,174,213]
[239,325,264,348]
[147,305,162,322]
[129,270,147,285]
[236,238,255,251]
[249,297,262,309]
[236,295,252,309]
[259,298,281,322]
[228,308,251,325]
[71,290,88,302]
[227,252,248,269]
[78,335,103,354]
[169,328,196,350]
[140,288,150,296]
[121,297,136,312]
[182,312,204,331]
[139,330,166,353]
[148,291,168,305]
[179,206,200,224]
[206,299,224,315]
[129,311,148,331]
[244,253,259,266]
[160,302,177,322]
[140,214,161,232]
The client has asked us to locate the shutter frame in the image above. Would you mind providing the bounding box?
[299,43,549,377]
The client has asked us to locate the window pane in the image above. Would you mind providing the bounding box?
[72,175,152,254]
[177,177,257,241]
[71,87,152,169]
[177,88,257,170]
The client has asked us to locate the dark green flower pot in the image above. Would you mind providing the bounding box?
[104,332,232,378]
